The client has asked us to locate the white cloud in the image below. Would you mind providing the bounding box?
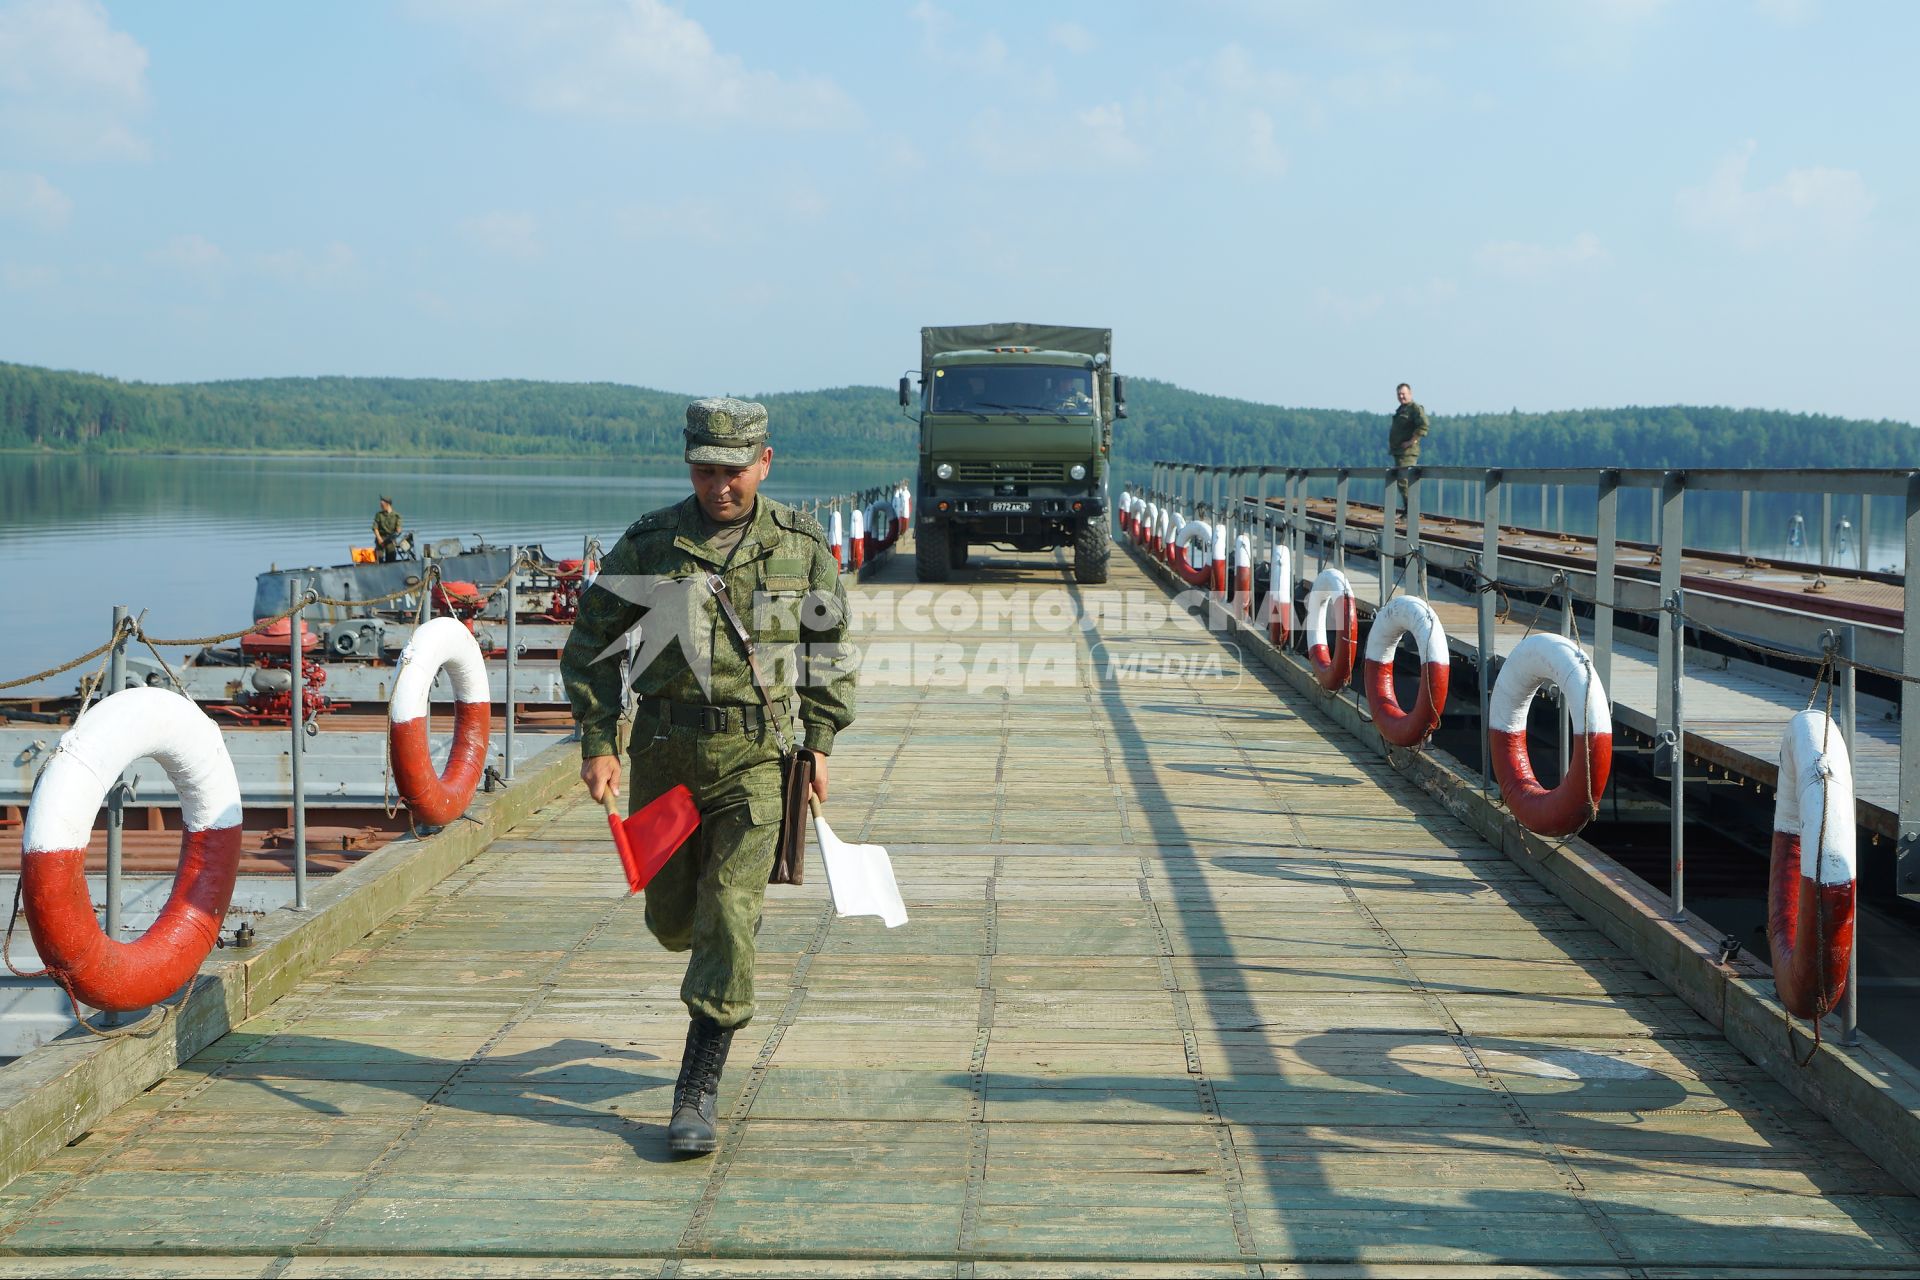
[1313,287,1384,326]
[1244,109,1286,177]
[1048,21,1094,54]
[152,233,225,269]
[413,0,855,130]
[0,169,71,228]
[1677,140,1871,250]
[2,261,58,290]
[0,0,149,159]
[460,210,542,260]
[911,2,1008,75]
[1476,231,1605,282]
[253,242,361,289]
[967,102,1144,174]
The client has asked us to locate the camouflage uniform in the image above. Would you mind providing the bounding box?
[560,403,855,1031]
[372,503,402,562]
[1388,401,1429,513]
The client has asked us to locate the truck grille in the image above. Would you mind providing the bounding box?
[952,462,1069,485]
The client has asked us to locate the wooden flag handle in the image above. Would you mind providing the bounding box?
[808,793,822,819]
[601,791,618,818]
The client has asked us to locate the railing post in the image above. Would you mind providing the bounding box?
[1594,472,1618,722]
[1334,470,1350,571]
[1289,470,1305,580]
[1740,489,1751,557]
[104,605,128,951]
[1861,494,1872,572]
[1655,472,1685,734]
[1378,468,1392,609]
[1833,624,1860,1046]
[1901,471,1920,902]
[505,546,518,782]
[1560,573,1573,777]
[1822,491,1833,567]
[1667,588,1686,921]
[1556,483,1565,533]
[289,576,308,911]
[1408,467,1425,598]
[1479,470,1502,792]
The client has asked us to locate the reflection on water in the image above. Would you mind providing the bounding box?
[0,453,904,695]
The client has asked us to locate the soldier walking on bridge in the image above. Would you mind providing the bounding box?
[1389,382,1429,522]
[560,398,856,1158]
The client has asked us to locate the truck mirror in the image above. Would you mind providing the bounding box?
[1112,375,1127,419]
[898,376,912,407]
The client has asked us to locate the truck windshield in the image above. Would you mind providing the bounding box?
[930,365,1095,417]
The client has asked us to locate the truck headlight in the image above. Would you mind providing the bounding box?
[1069,464,1087,480]
[935,463,954,480]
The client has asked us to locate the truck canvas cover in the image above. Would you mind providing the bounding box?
[921,323,1112,369]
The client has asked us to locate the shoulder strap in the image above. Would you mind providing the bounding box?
[704,571,793,756]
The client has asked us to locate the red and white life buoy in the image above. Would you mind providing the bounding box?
[828,508,844,571]
[1769,710,1856,1020]
[849,508,866,570]
[1210,524,1228,597]
[1305,568,1357,691]
[1233,533,1253,615]
[1263,543,1292,646]
[1171,519,1213,587]
[867,501,895,551]
[1364,596,1450,748]
[389,617,492,827]
[1489,633,1612,837]
[21,688,242,1012]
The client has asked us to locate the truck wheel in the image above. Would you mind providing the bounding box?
[1073,516,1110,584]
[916,520,952,582]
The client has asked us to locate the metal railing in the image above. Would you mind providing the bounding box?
[1131,461,1920,1047]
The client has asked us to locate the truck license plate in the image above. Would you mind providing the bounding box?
[989,500,1030,513]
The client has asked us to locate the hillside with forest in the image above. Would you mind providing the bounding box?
[2,361,1914,471]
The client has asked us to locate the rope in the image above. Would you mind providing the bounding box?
[0,622,130,692]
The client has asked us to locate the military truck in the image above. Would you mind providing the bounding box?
[899,323,1124,584]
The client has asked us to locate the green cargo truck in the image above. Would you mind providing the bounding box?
[899,323,1125,584]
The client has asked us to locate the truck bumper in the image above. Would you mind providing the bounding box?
[921,494,1105,523]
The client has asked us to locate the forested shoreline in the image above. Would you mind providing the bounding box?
[3,360,1915,471]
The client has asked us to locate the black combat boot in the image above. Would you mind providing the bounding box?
[666,1014,736,1157]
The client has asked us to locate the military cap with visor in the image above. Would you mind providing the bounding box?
[684,398,770,466]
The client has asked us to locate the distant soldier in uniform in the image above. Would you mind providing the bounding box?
[560,397,856,1158]
[372,497,403,562]
[1388,383,1429,520]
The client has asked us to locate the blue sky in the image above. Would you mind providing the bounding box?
[0,0,1912,422]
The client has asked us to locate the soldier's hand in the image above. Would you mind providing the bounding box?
[809,750,828,804]
[581,755,621,804]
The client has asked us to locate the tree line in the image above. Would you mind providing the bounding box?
[3,361,1914,471]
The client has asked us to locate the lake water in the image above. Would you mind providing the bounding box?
[0,453,904,696]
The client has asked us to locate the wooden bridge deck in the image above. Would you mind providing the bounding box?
[1,544,1916,1275]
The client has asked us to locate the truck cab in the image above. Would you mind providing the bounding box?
[903,324,1123,583]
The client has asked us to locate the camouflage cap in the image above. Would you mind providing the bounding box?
[684,397,770,466]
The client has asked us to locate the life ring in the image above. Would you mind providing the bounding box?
[1210,524,1229,596]
[1232,533,1252,614]
[1263,543,1292,645]
[21,688,242,1012]
[389,617,492,827]
[866,502,895,551]
[1305,568,1357,691]
[1364,596,1450,748]
[828,508,845,571]
[1769,710,1856,1020]
[849,508,866,569]
[1171,519,1213,587]
[1488,633,1612,837]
